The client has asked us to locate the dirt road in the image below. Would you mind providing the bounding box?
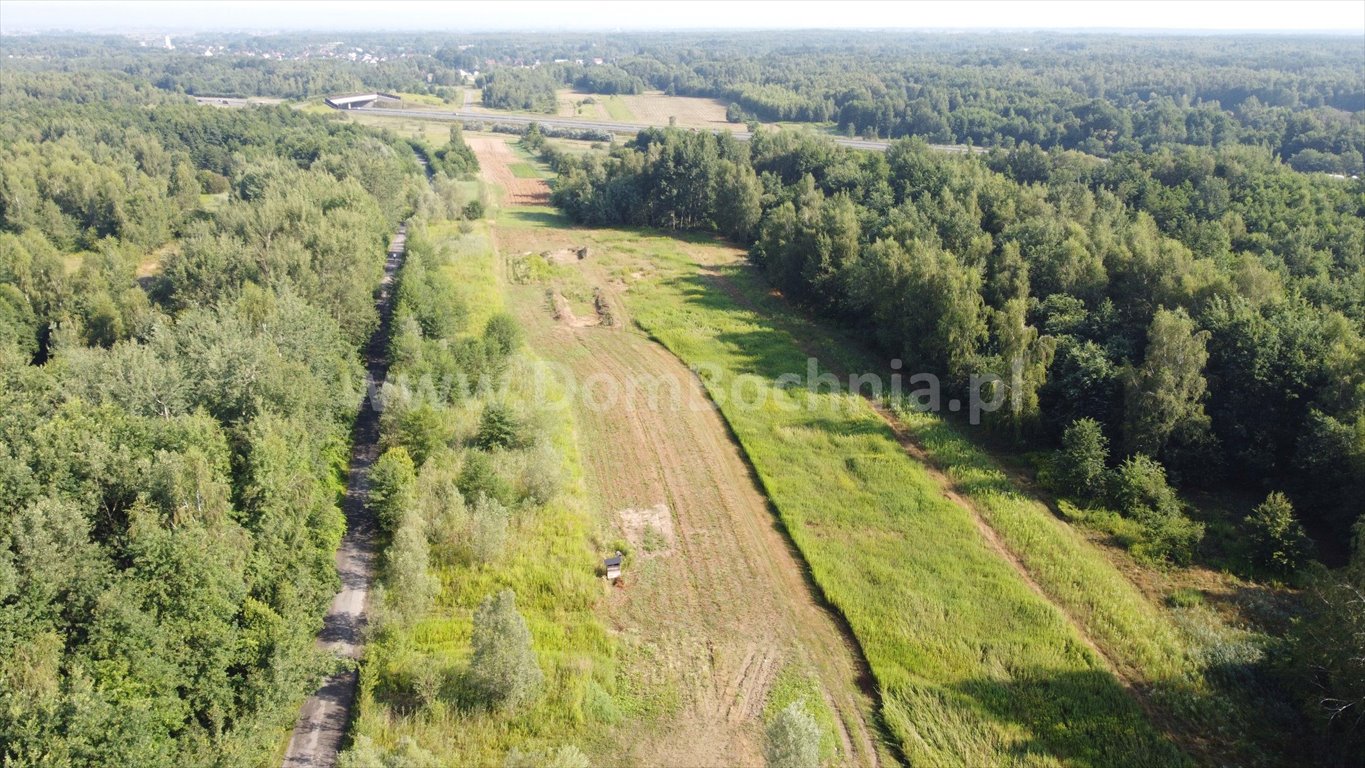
[281,233,405,768]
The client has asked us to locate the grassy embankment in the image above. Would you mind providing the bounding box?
[601,96,635,122]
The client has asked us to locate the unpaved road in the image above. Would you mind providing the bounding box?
[281,232,405,768]
[494,221,889,768]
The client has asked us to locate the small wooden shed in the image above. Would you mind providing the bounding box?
[604,552,623,582]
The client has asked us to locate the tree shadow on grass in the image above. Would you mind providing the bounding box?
[500,207,571,229]
[948,668,1190,767]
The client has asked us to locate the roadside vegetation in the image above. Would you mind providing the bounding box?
[343,213,618,765]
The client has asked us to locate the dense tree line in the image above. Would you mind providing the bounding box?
[478,67,563,112]
[0,72,425,765]
[607,33,1365,173]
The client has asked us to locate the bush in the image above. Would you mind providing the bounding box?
[394,402,452,466]
[458,449,515,506]
[1245,491,1311,577]
[1288,538,1365,762]
[1130,506,1205,566]
[765,702,822,768]
[340,736,438,768]
[483,312,523,361]
[475,402,527,450]
[1109,455,1204,564]
[464,494,509,564]
[1052,418,1109,499]
[519,439,564,506]
[462,200,485,220]
[383,509,436,624]
[1109,454,1179,517]
[466,589,543,711]
[369,446,417,533]
[196,169,229,194]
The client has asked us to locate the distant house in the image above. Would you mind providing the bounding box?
[324,92,402,110]
[604,552,623,582]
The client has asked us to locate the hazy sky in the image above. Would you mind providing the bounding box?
[2,0,1362,34]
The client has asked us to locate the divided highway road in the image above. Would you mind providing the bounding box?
[350,105,978,154]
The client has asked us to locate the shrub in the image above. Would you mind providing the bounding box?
[1288,536,1365,762]
[458,449,515,506]
[475,402,527,450]
[464,494,509,564]
[1245,491,1311,576]
[1128,501,1205,565]
[394,402,452,466]
[369,446,417,533]
[1109,454,1179,517]
[196,169,229,194]
[483,312,523,362]
[383,509,436,624]
[1109,454,1204,564]
[339,736,438,768]
[519,439,564,506]
[765,702,822,768]
[1052,418,1109,499]
[466,589,543,711]
[462,200,485,220]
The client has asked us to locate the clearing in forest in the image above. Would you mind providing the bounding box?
[475,155,1190,763]
[472,138,889,766]
[614,90,736,129]
[499,220,886,766]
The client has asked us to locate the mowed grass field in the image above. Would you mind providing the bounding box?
[600,95,635,122]
[494,208,1188,766]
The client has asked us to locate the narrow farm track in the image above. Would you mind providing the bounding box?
[467,135,550,206]
[281,228,407,768]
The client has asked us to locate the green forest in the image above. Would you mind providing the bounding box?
[0,70,428,765]
[6,31,1362,172]
[2,25,1363,768]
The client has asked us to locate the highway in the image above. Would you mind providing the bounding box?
[349,105,978,154]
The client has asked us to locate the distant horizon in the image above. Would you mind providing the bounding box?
[3,0,1363,35]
